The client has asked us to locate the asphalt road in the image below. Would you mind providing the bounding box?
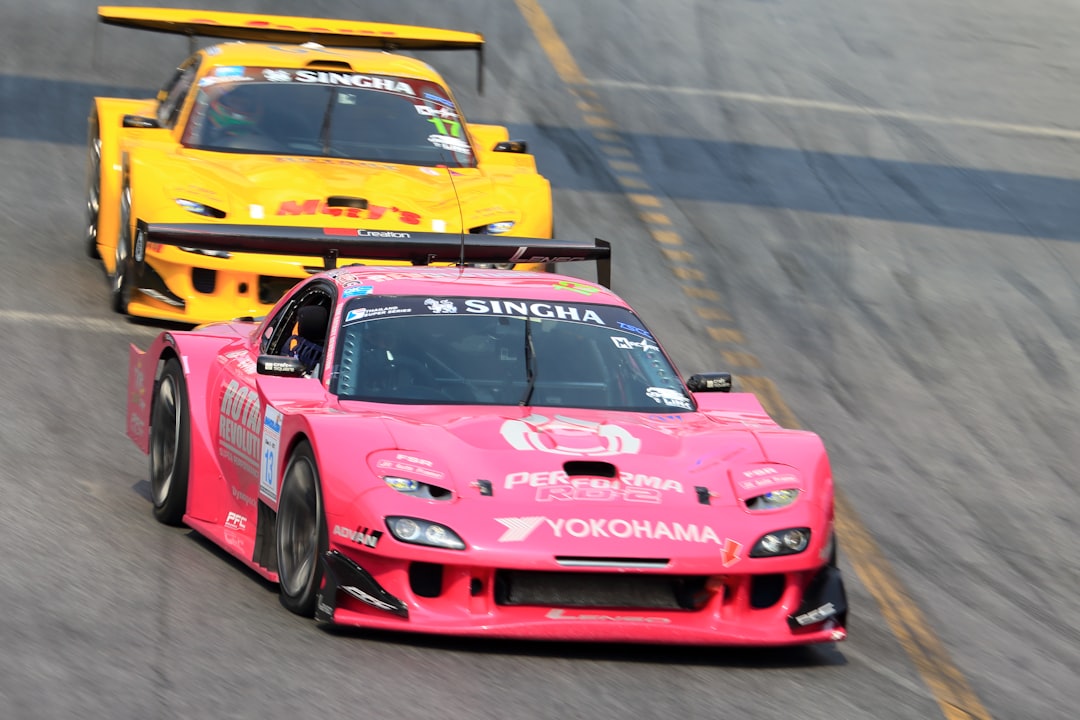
[2,1,1078,718]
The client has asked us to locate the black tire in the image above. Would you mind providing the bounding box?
[149,358,190,526]
[85,126,101,259]
[276,441,327,617]
[111,179,133,314]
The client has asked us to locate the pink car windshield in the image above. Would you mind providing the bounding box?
[331,296,694,411]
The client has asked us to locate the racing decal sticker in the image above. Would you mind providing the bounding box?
[427,134,471,155]
[127,350,149,448]
[416,105,459,120]
[333,525,383,549]
[737,466,800,492]
[423,298,457,313]
[231,486,257,507]
[646,387,693,410]
[618,321,652,338]
[225,511,248,531]
[504,470,684,496]
[343,285,374,298]
[262,68,293,82]
[344,305,413,323]
[611,336,660,352]
[495,516,728,545]
[371,451,446,481]
[276,199,421,225]
[424,91,454,107]
[221,348,257,375]
[721,538,743,567]
[554,280,601,296]
[545,609,671,624]
[213,66,245,77]
[259,407,283,501]
[500,414,641,456]
[218,380,262,477]
[292,70,416,95]
[464,300,606,325]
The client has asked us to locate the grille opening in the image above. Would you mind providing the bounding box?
[750,574,786,608]
[470,578,483,596]
[192,267,216,294]
[556,556,669,569]
[409,562,443,598]
[495,570,709,610]
[563,460,616,478]
[259,276,297,305]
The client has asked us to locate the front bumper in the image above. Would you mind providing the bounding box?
[314,547,847,646]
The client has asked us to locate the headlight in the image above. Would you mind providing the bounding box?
[469,221,516,235]
[383,476,452,500]
[745,489,800,511]
[485,221,515,234]
[386,516,465,550]
[175,198,226,218]
[750,527,810,557]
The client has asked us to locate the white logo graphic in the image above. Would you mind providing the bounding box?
[495,516,724,545]
[424,298,458,314]
[646,387,692,410]
[262,69,292,82]
[500,414,642,456]
[495,516,546,542]
[611,336,659,352]
[224,511,247,531]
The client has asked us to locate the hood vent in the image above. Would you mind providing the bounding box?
[563,460,616,478]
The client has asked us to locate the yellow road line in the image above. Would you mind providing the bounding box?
[513,0,587,85]
[515,1,993,718]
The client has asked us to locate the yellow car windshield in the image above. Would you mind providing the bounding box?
[183,67,474,167]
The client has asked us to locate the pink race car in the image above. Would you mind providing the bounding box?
[126,226,847,646]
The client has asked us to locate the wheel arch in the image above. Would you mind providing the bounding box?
[93,97,152,266]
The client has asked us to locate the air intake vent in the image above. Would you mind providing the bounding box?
[495,570,708,610]
[563,460,616,477]
[304,60,354,71]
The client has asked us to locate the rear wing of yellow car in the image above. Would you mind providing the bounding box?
[138,222,613,288]
[97,6,487,90]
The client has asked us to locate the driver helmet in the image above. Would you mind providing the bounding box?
[207,86,262,134]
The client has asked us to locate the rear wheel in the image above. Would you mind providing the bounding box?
[149,358,190,526]
[111,179,133,314]
[276,442,327,616]
[84,130,101,259]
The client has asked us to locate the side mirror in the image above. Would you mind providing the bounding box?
[257,355,306,377]
[493,139,528,154]
[686,372,732,393]
[122,114,161,129]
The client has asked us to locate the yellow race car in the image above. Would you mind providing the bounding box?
[86,7,553,324]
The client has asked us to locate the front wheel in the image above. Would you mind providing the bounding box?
[84,131,101,259]
[111,180,133,314]
[276,442,327,617]
[149,358,190,526]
